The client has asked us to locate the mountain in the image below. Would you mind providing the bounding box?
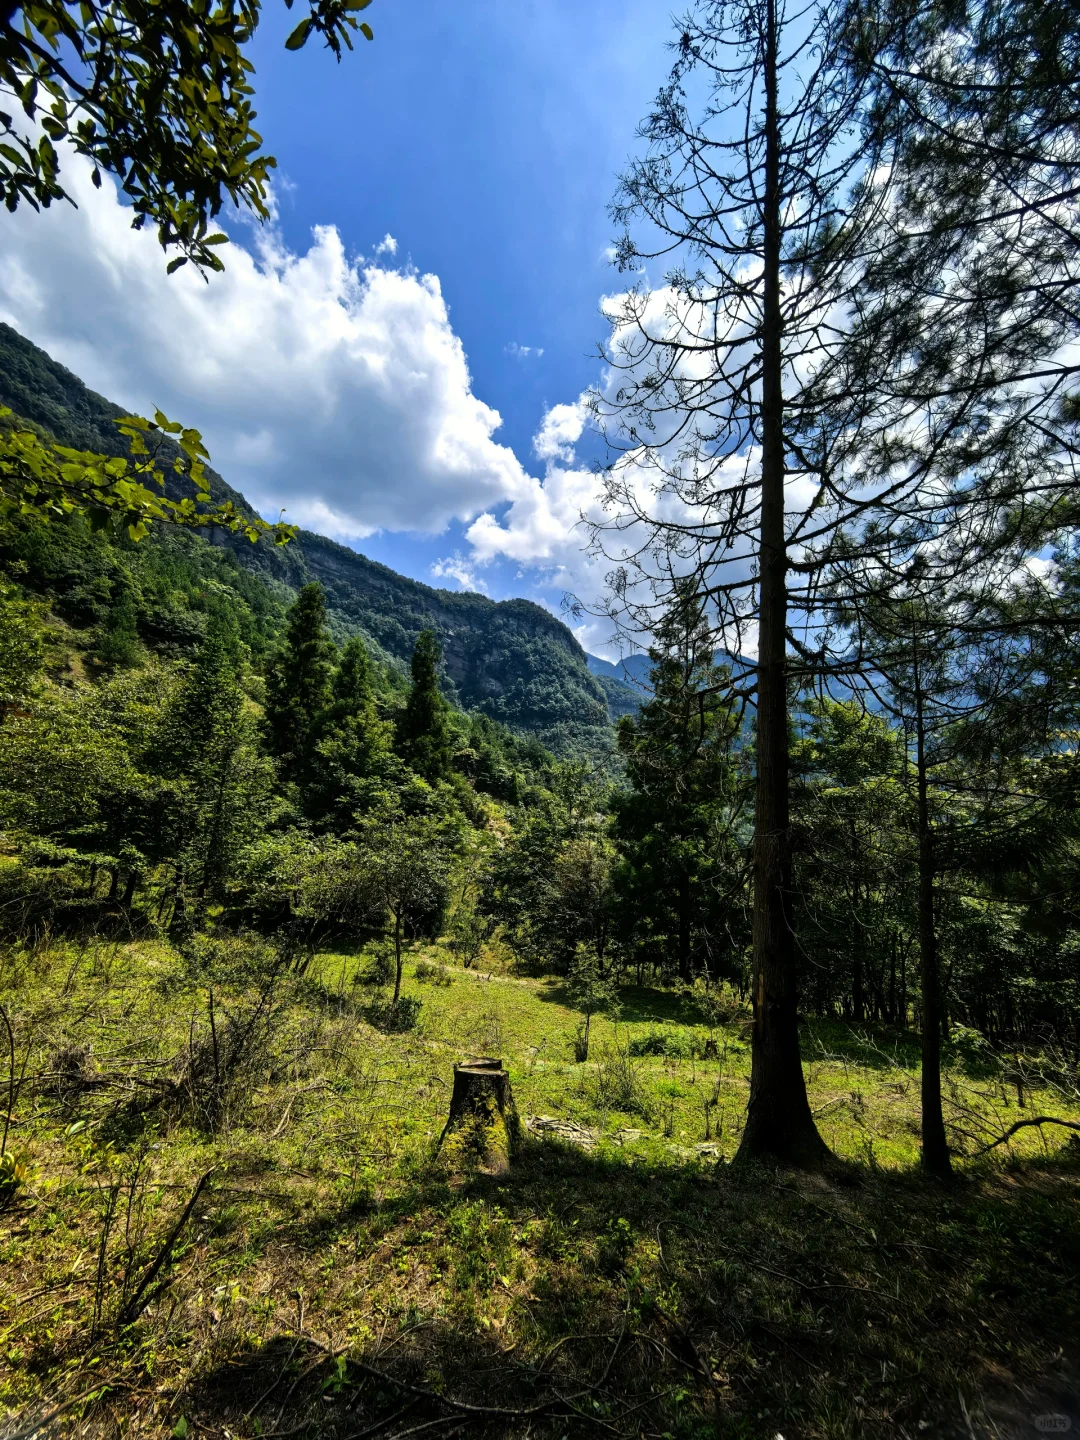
[586,651,653,687]
[0,323,620,754]
[584,652,649,719]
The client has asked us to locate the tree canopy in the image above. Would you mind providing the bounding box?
[0,0,375,273]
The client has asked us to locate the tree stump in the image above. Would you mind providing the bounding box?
[438,1057,522,1175]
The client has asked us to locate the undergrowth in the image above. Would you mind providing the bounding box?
[0,937,1078,1439]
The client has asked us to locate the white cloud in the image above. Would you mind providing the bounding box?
[0,153,535,540]
[532,392,591,463]
[0,147,783,662]
[505,341,544,359]
[431,553,488,593]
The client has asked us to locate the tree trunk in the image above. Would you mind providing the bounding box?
[913,655,951,1178]
[121,871,138,908]
[678,871,692,981]
[392,909,403,1006]
[438,1058,521,1175]
[850,822,864,1021]
[735,0,828,1170]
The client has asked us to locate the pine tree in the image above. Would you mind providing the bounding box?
[397,630,454,784]
[264,583,335,777]
[153,610,267,917]
[309,635,393,829]
[591,0,887,1165]
[99,577,140,668]
[330,636,376,728]
[613,594,747,983]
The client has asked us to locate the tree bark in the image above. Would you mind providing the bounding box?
[851,821,864,1021]
[438,1058,521,1175]
[736,0,828,1169]
[678,871,692,981]
[913,651,951,1177]
[392,909,403,1006]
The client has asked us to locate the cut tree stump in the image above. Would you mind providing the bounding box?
[437,1057,522,1175]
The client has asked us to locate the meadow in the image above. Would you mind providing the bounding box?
[1,935,1078,1440]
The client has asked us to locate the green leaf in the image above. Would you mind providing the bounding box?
[359,21,373,39]
[285,17,312,49]
[204,234,229,245]
[346,0,373,8]
[172,1419,190,1439]
[166,256,188,275]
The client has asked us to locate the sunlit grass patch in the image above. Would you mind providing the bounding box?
[1,936,1078,1438]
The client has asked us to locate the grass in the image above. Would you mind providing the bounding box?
[1,935,1078,1439]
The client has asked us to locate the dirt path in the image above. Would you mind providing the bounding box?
[456,966,548,991]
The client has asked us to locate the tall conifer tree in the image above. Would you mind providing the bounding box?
[310,635,393,829]
[592,0,888,1165]
[614,593,746,981]
[397,630,454,784]
[264,583,335,777]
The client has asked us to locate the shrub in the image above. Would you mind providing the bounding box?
[360,945,394,988]
[366,994,422,1032]
[628,1027,696,1059]
[597,1216,634,1275]
[592,1038,651,1117]
[414,959,453,986]
[695,986,747,1028]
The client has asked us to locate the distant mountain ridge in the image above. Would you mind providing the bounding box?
[0,323,640,751]
[586,651,654,687]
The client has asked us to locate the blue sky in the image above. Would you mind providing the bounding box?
[0,0,680,653]
[249,0,672,455]
[248,0,677,590]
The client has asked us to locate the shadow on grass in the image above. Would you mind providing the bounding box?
[159,1139,1080,1440]
[535,978,715,1029]
[802,1018,924,1071]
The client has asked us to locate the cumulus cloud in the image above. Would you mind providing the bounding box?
[0,146,779,660]
[0,153,535,540]
[532,393,591,463]
[431,553,489,592]
[505,341,544,359]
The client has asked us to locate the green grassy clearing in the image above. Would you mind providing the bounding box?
[1,938,1078,1439]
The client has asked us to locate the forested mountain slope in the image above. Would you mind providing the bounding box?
[0,322,638,750]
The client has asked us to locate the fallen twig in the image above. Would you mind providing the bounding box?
[343,1357,571,1419]
[975,1115,1080,1154]
[116,1168,213,1327]
[0,1384,113,1440]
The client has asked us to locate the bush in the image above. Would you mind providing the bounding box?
[592,1038,651,1116]
[360,946,394,988]
[366,994,422,1032]
[597,1216,635,1275]
[414,959,453,986]
[628,1027,696,1059]
[695,986,747,1028]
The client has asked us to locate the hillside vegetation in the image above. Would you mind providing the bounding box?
[0,501,1078,1437]
[3,0,1080,1432]
[0,323,637,755]
[2,933,1078,1440]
